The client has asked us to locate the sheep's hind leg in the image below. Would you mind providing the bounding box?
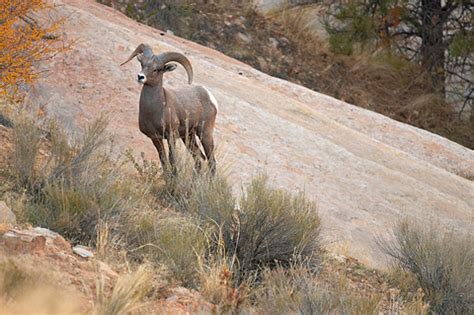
[200,131,217,176]
[183,132,206,173]
[152,137,169,173]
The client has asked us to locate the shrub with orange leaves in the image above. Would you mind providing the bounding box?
[0,0,63,100]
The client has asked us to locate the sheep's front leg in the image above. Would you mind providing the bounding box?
[151,138,168,172]
[167,132,179,175]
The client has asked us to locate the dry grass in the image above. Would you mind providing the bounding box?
[10,112,42,187]
[94,265,151,315]
[380,219,474,314]
[96,220,112,261]
[113,153,215,289]
[197,238,252,314]
[272,5,325,50]
[138,215,207,287]
[386,267,428,314]
[116,209,206,288]
[256,263,381,314]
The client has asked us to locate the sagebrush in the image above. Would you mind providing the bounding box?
[380,220,474,314]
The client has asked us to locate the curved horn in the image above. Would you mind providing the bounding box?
[155,52,193,84]
[120,43,154,66]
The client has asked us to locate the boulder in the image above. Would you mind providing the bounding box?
[72,245,94,259]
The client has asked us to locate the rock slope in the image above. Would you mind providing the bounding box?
[31,0,473,267]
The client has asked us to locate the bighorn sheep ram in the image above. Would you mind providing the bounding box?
[121,43,218,175]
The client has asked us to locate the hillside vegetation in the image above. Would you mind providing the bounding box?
[1,111,473,313]
[0,111,446,314]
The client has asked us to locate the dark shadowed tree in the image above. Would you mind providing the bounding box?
[326,0,473,119]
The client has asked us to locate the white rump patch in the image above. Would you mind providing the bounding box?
[204,87,219,112]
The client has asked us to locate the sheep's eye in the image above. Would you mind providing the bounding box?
[154,68,159,72]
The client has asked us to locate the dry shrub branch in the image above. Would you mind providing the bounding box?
[0,0,65,101]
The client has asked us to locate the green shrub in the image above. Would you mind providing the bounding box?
[147,216,207,287]
[166,168,322,284]
[325,3,376,55]
[380,220,474,314]
[139,1,196,38]
[134,146,322,287]
[142,145,235,227]
[227,175,322,284]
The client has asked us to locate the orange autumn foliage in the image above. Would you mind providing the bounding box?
[0,0,63,100]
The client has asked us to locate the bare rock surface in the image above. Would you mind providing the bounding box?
[31,0,473,267]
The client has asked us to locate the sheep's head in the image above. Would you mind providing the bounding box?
[121,44,193,86]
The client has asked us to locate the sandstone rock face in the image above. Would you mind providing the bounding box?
[32,0,473,267]
[2,226,71,254]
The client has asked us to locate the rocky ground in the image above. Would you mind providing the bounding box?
[0,223,215,314]
[0,219,417,313]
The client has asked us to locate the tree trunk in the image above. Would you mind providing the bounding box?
[470,104,474,127]
[420,0,446,96]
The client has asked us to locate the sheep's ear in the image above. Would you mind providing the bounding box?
[137,53,149,64]
[163,63,177,72]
